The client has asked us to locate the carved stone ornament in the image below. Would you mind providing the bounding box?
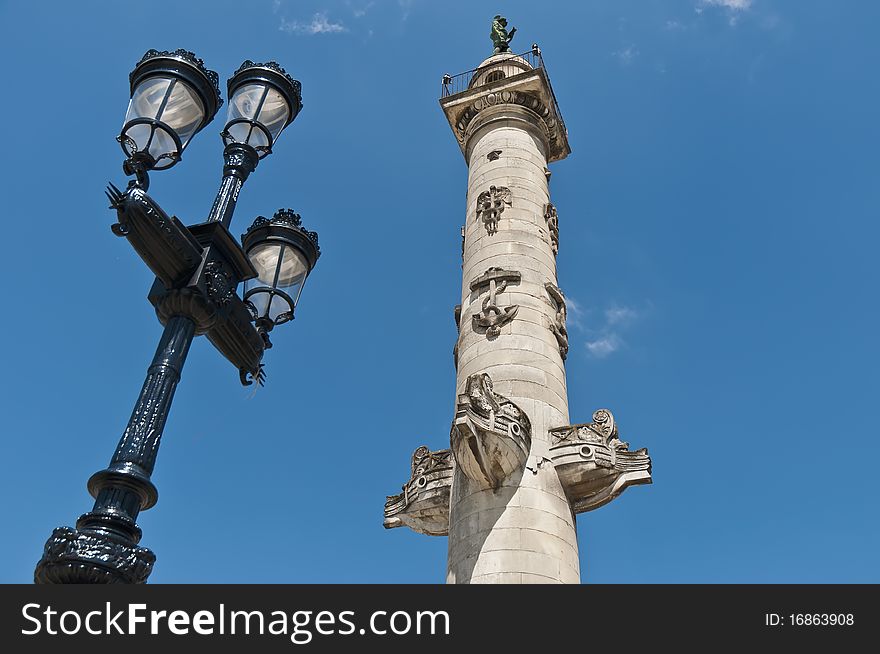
[384,446,453,536]
[471,267,521,338]
[460,225,465,262]
[453,304,463,369]
[548,409,651,514]
[476,185,512,235]
[451,372,532,489]
[544,203,559,255]
[454,91,562,153]
[34,526,155,584]
[545,282,569,360]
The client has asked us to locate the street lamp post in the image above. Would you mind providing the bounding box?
[34,49,320,584]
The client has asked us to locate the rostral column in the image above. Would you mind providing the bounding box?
[383,18,652,583]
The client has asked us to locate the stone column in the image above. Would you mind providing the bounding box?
[384,41,651,585]
[446,61,578,584]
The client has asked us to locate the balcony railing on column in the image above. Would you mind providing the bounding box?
[440,45,566,138]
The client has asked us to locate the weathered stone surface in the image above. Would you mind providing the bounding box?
[451,372,532,489]
[444,77,582,583]
[469,267,521,338]
[544,203,559,255]
[549,409,652,513]
[545,282,568,360]
[384,446,453,536]
[475,185,512,235]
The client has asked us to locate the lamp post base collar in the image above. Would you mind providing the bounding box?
[34,526,155,585]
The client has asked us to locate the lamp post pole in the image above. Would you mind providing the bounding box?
[36,317,194,583]
[207,143,259,228]
[34,49,317,584]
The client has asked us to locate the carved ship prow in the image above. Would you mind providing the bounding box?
[384,446,453,536]
[549,409,651,513]
[450,372,531,489]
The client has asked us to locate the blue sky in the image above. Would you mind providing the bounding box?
[0,0,877,583]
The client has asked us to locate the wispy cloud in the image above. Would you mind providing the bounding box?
[586,335,622,358]
[582,303,646,359]
[280,12,347,35]
[398,0,415,21]
[698,0,753,10]
[605,306,639,326]
[697,0,753,25]
[613,44,639,66]
[350,1,375,18]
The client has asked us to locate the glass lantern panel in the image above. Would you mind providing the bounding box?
[228,84,268,147]
[255,87,290,141]
[122,76,205,157]
[268,292,293,322]
[228,83,265,121]
[227,82,289,147]
[225,122,250,145]
[124,77,172,124]
[121,123,150,156]
[245,286,271,319]
[274,245,309,290]
[122,77,172,152]
[242,124,270,149]
[247,242,284,285]
[148,125,179,168]
[159,80,205,147]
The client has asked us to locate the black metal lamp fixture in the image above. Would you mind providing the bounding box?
[34,48,318,585]
[242,209,321,347]
[222,61,303,158]
[119,49,222,184]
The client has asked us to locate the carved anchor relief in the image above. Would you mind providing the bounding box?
[476,185,512,235]
[544,203,559,255]
[545,282,569,360]
[470,267,521,338]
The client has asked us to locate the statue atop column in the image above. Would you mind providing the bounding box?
[491,15,516,54]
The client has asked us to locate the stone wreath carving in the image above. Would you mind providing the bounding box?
[471,267,521,338]
[384,446,453,536]
[545,282,569,360]
[548,409,652,514]
[451,372,532,489]
[476,185,512,235]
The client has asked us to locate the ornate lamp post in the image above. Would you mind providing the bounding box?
[34,49,320,584]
